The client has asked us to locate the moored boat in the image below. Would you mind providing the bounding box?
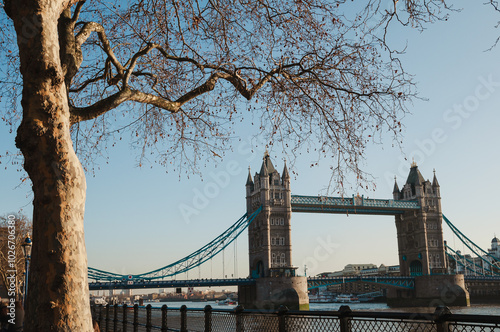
[334,294,360,303]
[217,298,237,305]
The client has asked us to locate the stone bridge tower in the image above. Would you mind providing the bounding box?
[389,163,469,307]
[245,151,293,278]
[239,152,309,310]
[393,162,447,276]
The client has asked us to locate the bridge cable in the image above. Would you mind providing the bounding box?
[443,215,500,263]
[88,206,262,281]
[443,215,500,276]
[443,215,500,274]
[446,252,482,276]
[446,245,493,276]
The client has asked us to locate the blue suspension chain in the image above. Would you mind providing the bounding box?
[443,214,500,275]
[88,206,262,281]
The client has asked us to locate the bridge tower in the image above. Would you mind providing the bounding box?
[245,151,293,277]
[390,162,469,307]
[393,162,447,276]
[239,152,309,310]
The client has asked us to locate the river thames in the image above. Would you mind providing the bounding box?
[145,301,500,315]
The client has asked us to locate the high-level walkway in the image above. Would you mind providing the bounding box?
[291,195,420,215]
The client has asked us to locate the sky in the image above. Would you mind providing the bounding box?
[1,1,500,281]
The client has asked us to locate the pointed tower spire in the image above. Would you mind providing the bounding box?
[393,176,399,193]
[406,162,425,185]
[246,167,254,186]
[393,176,400,200]
[282,161,290,180]
[410,157,419,168]
[260,150,276,176]
[432,169,440,187]
[259,159,268,176]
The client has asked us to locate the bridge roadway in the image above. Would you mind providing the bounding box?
[88,278,255,291]
[89,276,417,291]
[88,275,500,291]
[290,195,420,215]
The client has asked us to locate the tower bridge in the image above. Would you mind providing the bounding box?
[88,152,500,308]
[238,152,465,309]
[245,153,447,280]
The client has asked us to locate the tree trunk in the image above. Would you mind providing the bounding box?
[7,1,93,330]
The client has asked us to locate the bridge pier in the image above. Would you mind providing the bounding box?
[238,276,309,310]
[387,274,470,307]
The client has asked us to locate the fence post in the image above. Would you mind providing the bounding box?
[204,305,212,332]
[235,305,244,332]
[146,304,152,332]
[278,305,288,332]
[338,305,352,332]
[180,305,188,332]
[122,304,128,332]
[114,303,119,332]
[133,304,139,332]
[434,306,452,332]
[161,305,168,332]
[105,304,110,332]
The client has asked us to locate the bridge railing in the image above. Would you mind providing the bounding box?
[91,304,500,332]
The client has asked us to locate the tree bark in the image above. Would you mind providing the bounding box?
[7,1,93,330]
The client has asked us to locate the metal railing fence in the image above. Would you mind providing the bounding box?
[91,304,500,332]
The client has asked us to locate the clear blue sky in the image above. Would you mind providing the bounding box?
[1,1,499,279]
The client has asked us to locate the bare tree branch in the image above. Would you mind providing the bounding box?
[75,21,124,74]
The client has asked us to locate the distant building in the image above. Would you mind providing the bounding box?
[360,264,400,276]
[488,236,500,259]
[318,263,399,278]
[316,263,400,294]
[343,264,377,276]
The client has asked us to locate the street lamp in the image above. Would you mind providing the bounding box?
[21,234,32,308]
